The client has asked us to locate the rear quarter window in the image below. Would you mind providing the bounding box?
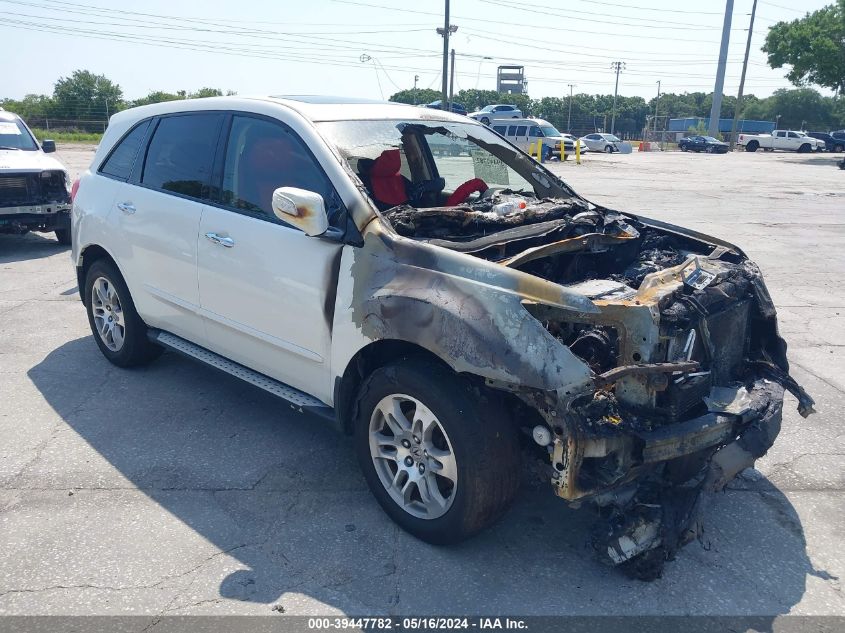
[99,120,150,180]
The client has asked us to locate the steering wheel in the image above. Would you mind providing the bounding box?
[446,178,489,206]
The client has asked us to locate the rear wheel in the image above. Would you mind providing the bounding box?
[84,259,162,367]
[354,358,520,544]
[680,145,688,152]
[705,145,715,154]
[745,141,759,152]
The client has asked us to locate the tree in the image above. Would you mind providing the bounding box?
[130,91,183,107]
[190,87,223,99]
[763,0,845,93]
[388,88,441,105]
[52,70,124,120]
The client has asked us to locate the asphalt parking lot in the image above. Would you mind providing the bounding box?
[1,145,844,620]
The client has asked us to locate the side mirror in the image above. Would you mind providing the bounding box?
[271,187,329,237]
[42,140,56,153]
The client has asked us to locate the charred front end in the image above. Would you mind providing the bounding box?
[383,196,813,578]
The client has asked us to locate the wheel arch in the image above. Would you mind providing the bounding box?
[333,339,451,434]
[76,243,121,302]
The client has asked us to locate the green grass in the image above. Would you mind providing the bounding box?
[30,128,103,143]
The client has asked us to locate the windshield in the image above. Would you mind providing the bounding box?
[318,119,573,203]
[604,134,621,142]
[540,125,562,137]
[0,118,39,151]
[703,136,721,142]
[480,106,495,112]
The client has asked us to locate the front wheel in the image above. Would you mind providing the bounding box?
[798,143,812,153]
[833,144,844,153]
[705,145,715,153]
[354,358,520,544]
[680,145,687,152]
[604,145,614,153]
[54,228,71,245]
[84,259,162,367]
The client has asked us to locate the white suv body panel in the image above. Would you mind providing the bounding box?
[73,96,390,405]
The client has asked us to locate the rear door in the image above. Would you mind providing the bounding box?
[111,112,223,343]
[196,113,345,401]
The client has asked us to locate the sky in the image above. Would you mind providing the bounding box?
[0,0,834,102]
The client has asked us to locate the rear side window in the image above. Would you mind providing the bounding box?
[515,126,527,136]
[141,114,223,199]
[492,125,506,134]
[99,120,150,180]
[506,125,517,136]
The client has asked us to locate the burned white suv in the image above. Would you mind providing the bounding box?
[71,96,812,579]
[0,109,71,244]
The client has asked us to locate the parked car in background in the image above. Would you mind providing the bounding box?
[579,133,623,153]
[806,132,844,153]
[492,118,576,160]
[71,96,811,578]
[469,104,523,125]
[424,100,467,116]
[737,130,825,153]
[0,109,72,244]
[678,135,729,154]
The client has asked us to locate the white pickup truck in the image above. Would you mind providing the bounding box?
[737,129,825,153]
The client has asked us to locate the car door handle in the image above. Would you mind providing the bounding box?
[116,202,136,215]
[205,232,235,248]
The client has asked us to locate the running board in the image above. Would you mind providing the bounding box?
[149,329,335,421]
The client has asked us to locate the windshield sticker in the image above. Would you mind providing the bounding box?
[471,149,509,185]
[0,122,22,135]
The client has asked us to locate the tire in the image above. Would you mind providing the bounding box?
[834,144,844,153]
[680,145,687,152]
[604,145,614,153]
[84,259,162,367]
[798,143,811,153]
[541,146,552,162]
[480,117,490,125]
[745,141,759,152]
[354,358,520,545]
[54,228,71,245]
[705,145,715,154]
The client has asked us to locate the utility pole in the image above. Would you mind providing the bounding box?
[610,61,625,136]
[436,0,457,111]
[567,84,575,132]
[448,49,456,111]
[709,0,734,137]
[413,75,419,105]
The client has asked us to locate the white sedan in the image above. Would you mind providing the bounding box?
[579,133,624,153]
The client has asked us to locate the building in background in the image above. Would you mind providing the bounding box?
[496,66,525,94]
[667,117,775,141]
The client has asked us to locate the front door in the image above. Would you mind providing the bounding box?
[196,114,345,403]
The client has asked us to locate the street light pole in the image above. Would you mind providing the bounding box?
[413,74,419,105]
[610,61,625,136]
[729,0,757,150]
[708,0,734,137]
[567,83,575,132]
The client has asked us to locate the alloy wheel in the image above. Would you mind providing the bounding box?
[368,394,458,519]
[91,276,126,352]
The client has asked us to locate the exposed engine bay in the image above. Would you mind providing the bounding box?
[383,193,815,579]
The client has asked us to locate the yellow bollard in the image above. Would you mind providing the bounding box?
[561,140,566,162]
[528,141,535,157]
[576,139,581,164]
[537,139,543,162]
